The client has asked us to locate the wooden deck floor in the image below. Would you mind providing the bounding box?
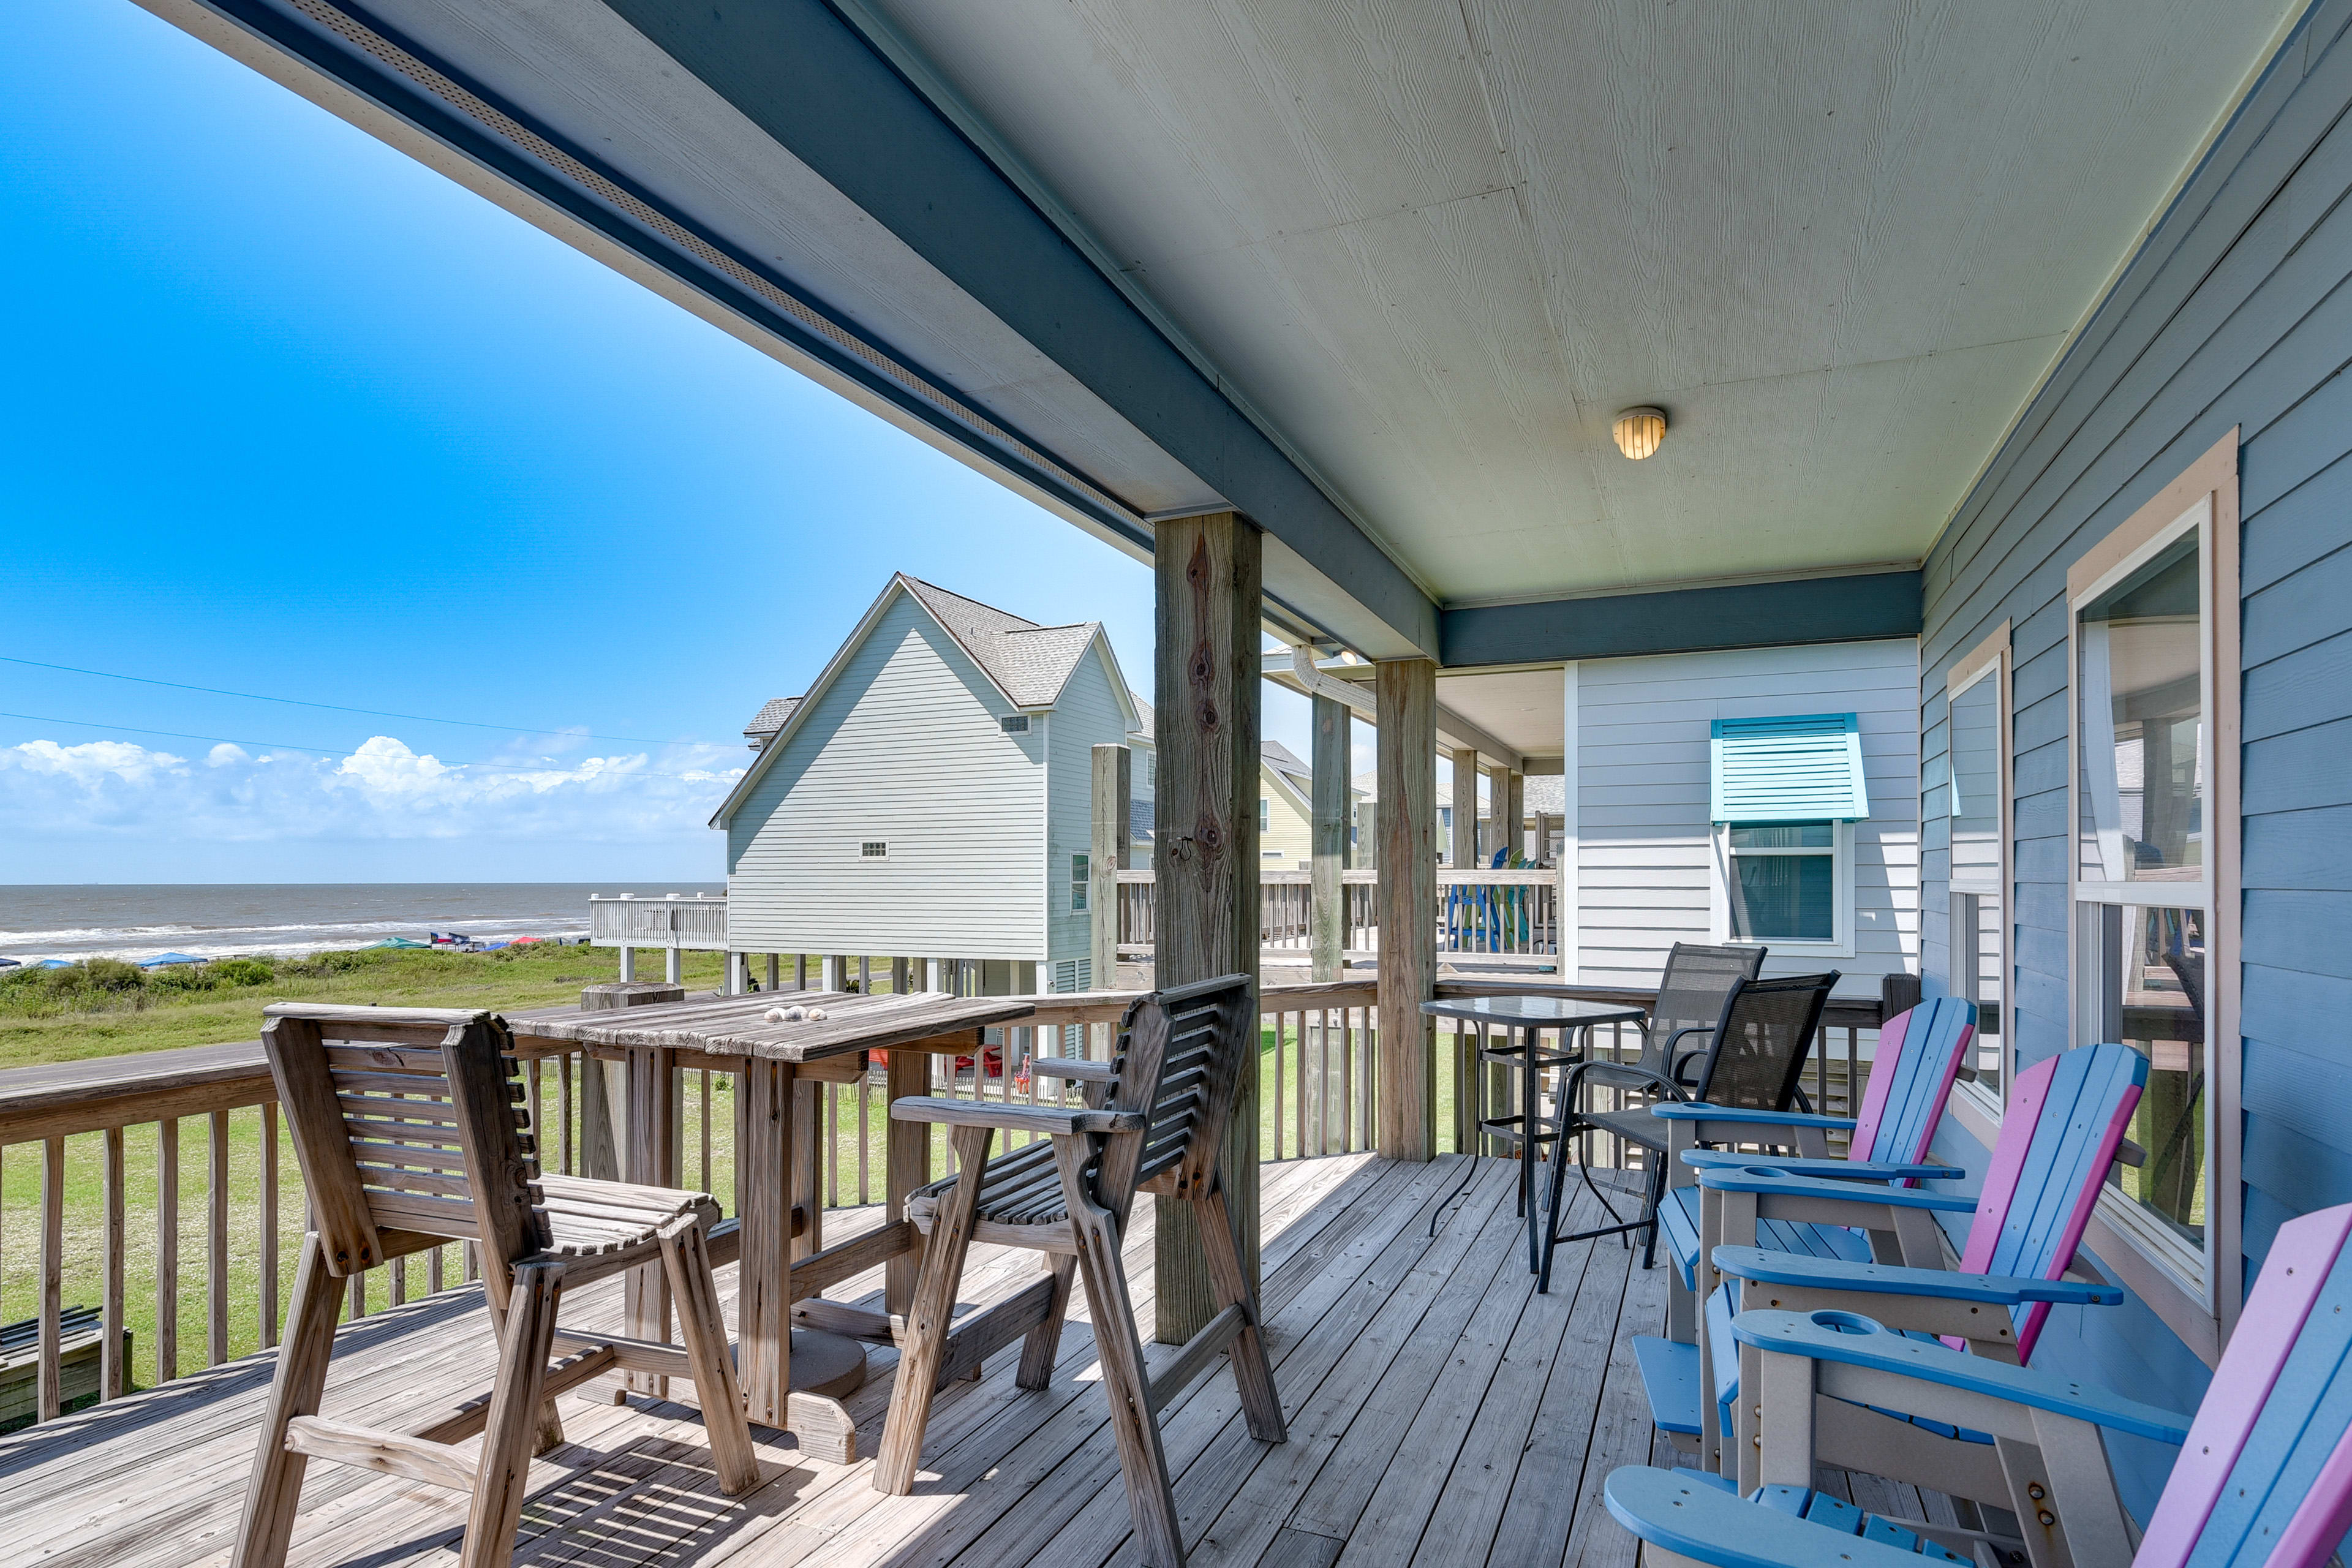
[4,1153,1695,1567]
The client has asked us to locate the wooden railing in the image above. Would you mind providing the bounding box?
[1115,867,1561,966]
[0,974,1895,1432]
[587,892,729,951]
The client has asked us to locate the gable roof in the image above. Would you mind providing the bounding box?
[710,573,1138,828]
[900,576,1101,709]
[742,696,801,750]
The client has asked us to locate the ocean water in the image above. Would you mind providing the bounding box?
[0,883,723,965]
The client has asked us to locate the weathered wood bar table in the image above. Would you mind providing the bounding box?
[508,989,1033,1461]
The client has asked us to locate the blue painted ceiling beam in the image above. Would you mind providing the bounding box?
[600,0,1439,658]
[1439,571,1923,667]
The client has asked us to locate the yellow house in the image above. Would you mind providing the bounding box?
[1128,699,1359,870]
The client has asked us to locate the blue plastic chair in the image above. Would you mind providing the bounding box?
[1605,1199,2352,1568]
[1636,1042,2147,1488]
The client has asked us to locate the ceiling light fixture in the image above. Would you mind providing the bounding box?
[1613,406,1668,461]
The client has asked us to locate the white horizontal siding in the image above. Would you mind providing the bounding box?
[1574,639,1921,997]
[1045,646,1128,968]
[726,594,1046,958]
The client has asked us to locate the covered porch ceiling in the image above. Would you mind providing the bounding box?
[146,0,2296,682]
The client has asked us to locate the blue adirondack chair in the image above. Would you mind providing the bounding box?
[1647,998,1979,1342]
[1637,1042,2146,1482]
[1605,1200,2352,1568]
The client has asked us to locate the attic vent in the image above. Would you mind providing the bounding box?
[859,841,889,860]
[1000,714,1031,734]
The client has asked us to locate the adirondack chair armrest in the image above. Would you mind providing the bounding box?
[886,1098,1143,1136]
[1710,1246,2126,1307]
[1694,1165,1978,1212]
[1679,1150,1959,1183]
[1030,1057,1118,1084]
[1728,1308,2191,1444]
[1604,1466,1932,1568]
[1650,1104,1858,1131]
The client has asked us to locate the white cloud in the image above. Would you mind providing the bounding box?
[7,739,188,784]
[0,733,745,847]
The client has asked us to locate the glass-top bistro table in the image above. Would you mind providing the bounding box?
[1420,994,1648,1276]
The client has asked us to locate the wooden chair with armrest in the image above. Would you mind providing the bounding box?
[872,973,1282,1568]
[234,1003,760,1568]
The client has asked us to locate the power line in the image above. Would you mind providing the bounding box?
[0,711,739,784]
[0,654,700,745]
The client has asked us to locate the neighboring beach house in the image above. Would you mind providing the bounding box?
[1125,697,1360,869]
[709,575,1137,993]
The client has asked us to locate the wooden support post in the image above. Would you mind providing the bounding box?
[1505,769,1525,861]
[619,944,635,982]
[1311,695,1351,982]
[1379,660,1438,1161]
[1151,509,1262,1344]
[923,956,944,993]
[766,952,781,990]
[823,955,845,992]
[1484,761,1507,865]
[1091,743,1131,993]
[1450,748,1479,870]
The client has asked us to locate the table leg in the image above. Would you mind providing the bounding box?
[738,1058,797,1428]
[624,1046,676,1395]
[793,1079,823,1261]
[1521,1027,1540,1277]
[884,1049,932,1318]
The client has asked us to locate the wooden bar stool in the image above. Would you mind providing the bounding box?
[872,973,1283,1568]
[233,1004,761,1568]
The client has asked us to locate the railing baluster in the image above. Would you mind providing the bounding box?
[157,1117,178,1384]
[39,1136,64,1421]
[825,1081,840,1209]
[857,1066,872,1205]
[700,1068,713,1197]
[260,1102,279,1349]
[559,1052,575,1176]
[102,1126,125,1400]
[428,1243,445,1296]
[208,1110,230,1363]
[1272,1010,1286,1161]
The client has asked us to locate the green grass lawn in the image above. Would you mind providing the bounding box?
[0,943,736,1069]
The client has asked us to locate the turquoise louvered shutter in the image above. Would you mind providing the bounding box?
[1710,714,1868,823]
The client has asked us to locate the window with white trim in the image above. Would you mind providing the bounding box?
[1947,636,2010,1104]
[2074,502,2218,1286]
[1070,853,1089,913]
[1708,714,1866,956]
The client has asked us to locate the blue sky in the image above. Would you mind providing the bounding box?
[0,0,1326,883]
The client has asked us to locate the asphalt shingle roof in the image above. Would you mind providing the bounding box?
[742,696,802,747]
[901,576,1099,707]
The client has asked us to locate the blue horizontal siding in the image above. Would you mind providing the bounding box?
[2242,889,2352,978]
[2242,717,2352,813]
[1920,0,2352,1514]
[2244,450,2352,591]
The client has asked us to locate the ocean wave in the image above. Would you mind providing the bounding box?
[1,918,595,963]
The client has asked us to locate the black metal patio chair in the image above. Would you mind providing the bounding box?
[1540,970,1838,1289]
[1462,941,1762,1239]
